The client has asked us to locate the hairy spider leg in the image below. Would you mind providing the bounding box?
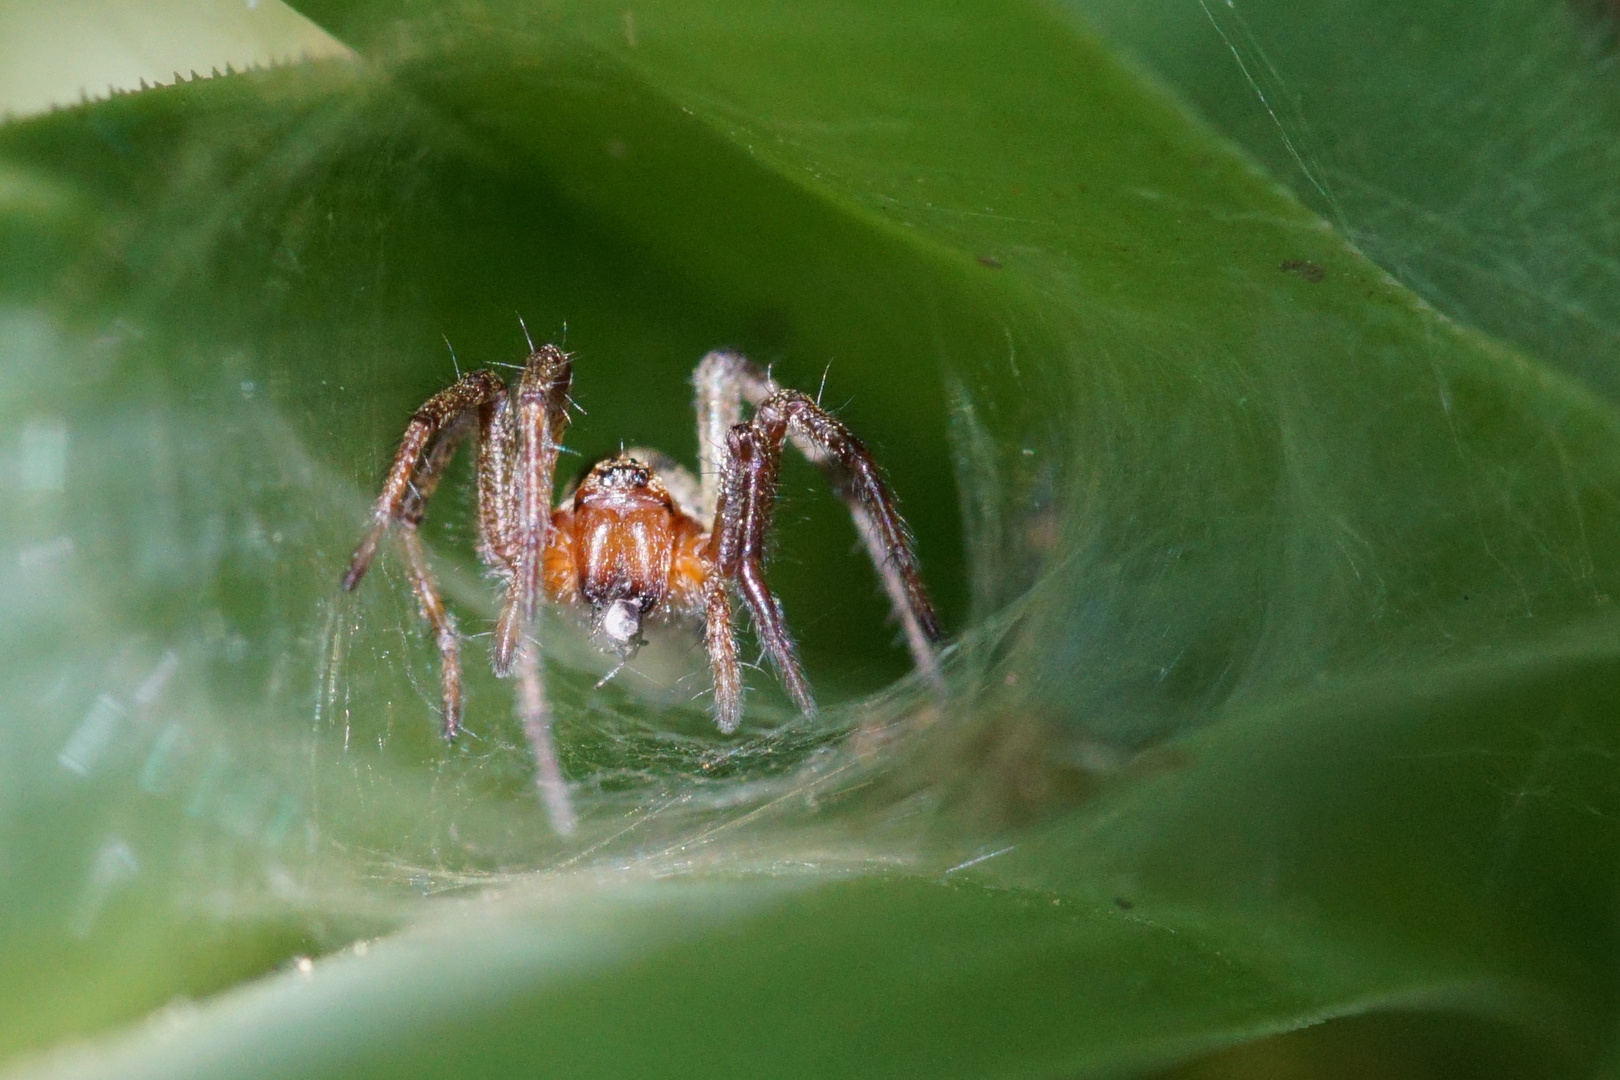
[703,574,745,732]
[711,414,816,715]
[723,390,946,717]
[693,351,775,522]
[393,411,480,736]
[480,396,579,837]
[491,344,573,675]
[762,390,944,672]
[342,369,507,592]
[396,529,464,736]
[342,370,507,737]
[475,394,516,575]
[694,353,944,691]
[482,345,577,837]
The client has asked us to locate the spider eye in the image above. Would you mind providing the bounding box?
[598,461,650,488]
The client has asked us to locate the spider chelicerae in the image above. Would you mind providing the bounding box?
[341,344,944,833]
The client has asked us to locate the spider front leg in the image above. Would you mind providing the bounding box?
[341,370,506,592]
[488,345,573,675]
[703,573,746,733]
[477,345,577,835]
[694,350,777,522]
[711,389,945,723]
[711,419,817,716]
[695,353,943,690]
[515,637,575,834]
[343,371,506,737]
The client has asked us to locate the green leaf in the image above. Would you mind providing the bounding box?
[1,0,1617,1076]
[1064,0,1620,403]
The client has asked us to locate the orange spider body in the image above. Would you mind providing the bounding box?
[542,458,710,644]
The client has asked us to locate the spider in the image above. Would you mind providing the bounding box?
[341,344,944,833]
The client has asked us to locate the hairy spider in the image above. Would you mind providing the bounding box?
[341,344,943,833]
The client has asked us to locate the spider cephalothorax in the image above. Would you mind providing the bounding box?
[342,344,943,833]
[545,454,709,655]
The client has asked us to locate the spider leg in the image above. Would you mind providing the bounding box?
[515,637,575,835]
[342,369,507,592]
[693,351,776,522]
[713,419,818,716]
[703,574,745,732]
[391,406,486,740]
[475,395,515,572]
[343,372,505,739]
[399,411,476,530]
[771,392,941,644]
[396,527,464,738]
[482,346,578,828]
[694,354,943,687]
[696,352,808,724]
[842,502,944,689]
[491,345,573,675]
[781,411,944,686]
[723,388,946,716]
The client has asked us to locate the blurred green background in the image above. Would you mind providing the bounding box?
[2,0,1620,1077]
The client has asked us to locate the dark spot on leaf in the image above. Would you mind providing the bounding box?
[1570,0,1620,43]
[1281,259,1326,283]
[1114,897,1135,910]
[977,255,1003,269]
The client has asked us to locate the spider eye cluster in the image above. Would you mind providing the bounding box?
[596,459,652,489]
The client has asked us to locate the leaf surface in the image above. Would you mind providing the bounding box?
[0,0,1616,1076]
